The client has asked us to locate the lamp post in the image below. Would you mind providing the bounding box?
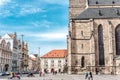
[38,47,40,57]
[38,47,40,70]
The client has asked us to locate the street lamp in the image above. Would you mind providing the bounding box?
[38,47,40,70]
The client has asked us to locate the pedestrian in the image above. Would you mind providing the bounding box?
[85,71,88,79]
[8,71,13,80]
[87,72,91,80]
[89,71,93,80]
[39,70,42,77]
[14,73,21,80]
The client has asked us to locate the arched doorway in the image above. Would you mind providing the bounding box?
[98,25,105,66]
[81,56,85,68]
[115,24,120,55]
[4,64,9,71]
[59,69,61,73]
[51,68,54,73]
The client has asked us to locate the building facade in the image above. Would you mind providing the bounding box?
[22,42,29,71]
[68,0,120,74]
[41,50,67,73]
[2,32,29,72]
[2,32,19,71]
[28,55,36,71]
[0,38,12,72]
[28,54,40,72]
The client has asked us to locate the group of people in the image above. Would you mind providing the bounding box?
[8,72,20,80]
[39,70,45,77]
[85,71,93,80]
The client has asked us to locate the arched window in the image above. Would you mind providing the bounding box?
[1,40,6,48]
[98,25,105,66]
[81,56,85,68]
[115,24,120,55]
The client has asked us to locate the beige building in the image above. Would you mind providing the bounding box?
[28,55,36,71]
[2,32,29,72]
[41,49,67,73]
[68,0,120,74]
[28,54,40,72]
[2,32,19,71]
[0,38,12,72]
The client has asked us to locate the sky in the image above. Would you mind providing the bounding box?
[0,0,68,56]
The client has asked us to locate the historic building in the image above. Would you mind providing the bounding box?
[41,49,67,73]
[0,38,12,72]
[2,32,29,72]
[22,42,29,71]
[68,0,120,74]
[28,55,37,71]
[2,32,19,71]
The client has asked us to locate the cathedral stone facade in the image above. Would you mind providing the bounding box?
[68,0,120,74]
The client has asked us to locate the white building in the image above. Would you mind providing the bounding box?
[2,32,20,71]
[41,49,67,73]
[0,38,12,72]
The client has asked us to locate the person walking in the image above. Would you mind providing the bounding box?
[89,71,93,80]
[8,71,13,80]
[39,70,42,77]
[14,73,21,80]
[85,71,88,79]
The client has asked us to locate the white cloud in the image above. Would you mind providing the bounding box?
[0,0,11,6]
[24,27,68,41]
[43,0,68,5]
[33,33,67,41]
[31,20,53,28]
[19,7,45,16]
[0,10,12,17]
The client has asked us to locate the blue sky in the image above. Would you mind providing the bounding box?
[0,0,68,56]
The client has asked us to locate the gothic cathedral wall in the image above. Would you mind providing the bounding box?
[69,0,87,19]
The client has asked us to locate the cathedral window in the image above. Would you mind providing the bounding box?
[81,31,83,36]
[99,10,103,16]
[117,9,120,16]
[75,60,78,65]
[81,44,83,48]
[96,1,99,4]
[81,56,85,68]
[98,25,105,66]
[115,24,120,55]
[112,1,115,4]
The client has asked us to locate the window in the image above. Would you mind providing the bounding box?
[58,64,61,67]
[81,56,85,68]
[81,31,83,36]
[58,60,61,63]
[81,44,83,48]
[44,60,48,63]
[51,60,54,63]
[51,64,54,67]
[115,24,120,55]
[98,25,105,66]
[75,60,78,65]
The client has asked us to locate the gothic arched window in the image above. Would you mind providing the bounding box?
[98,25,105,66]
[115,24,120,55]
[81,56,85,68]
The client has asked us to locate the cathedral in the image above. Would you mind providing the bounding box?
[67,0,120,74]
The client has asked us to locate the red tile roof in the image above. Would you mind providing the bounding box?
[41,49,67,58]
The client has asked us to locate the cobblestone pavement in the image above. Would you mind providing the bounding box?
[0,74,120,80]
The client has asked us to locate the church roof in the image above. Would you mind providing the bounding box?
[88,0,120,5]
[74,7,120,20]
